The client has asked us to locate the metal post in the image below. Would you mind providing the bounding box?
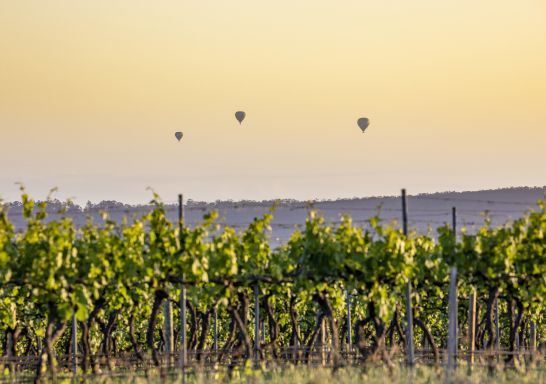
[180,280,187,375]
[72,311,77,376]
[452,207,457,240]
[405,282,415,366]
[178,194,187,380]
[254,284,260,366]
[402,189,414,366]
[178,193,185,226]
[164,299,173,365]
[467,289,476,369]
[447,267,458,370]
[161,194,178,366]
[452,207,458,365]
[401,189,408,236]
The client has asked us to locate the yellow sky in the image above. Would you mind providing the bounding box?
[1,0,545,203]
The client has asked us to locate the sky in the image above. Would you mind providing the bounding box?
[1,0,545,204]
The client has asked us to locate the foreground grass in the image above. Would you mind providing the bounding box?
[194,365,543,384]
[20,364,543,384]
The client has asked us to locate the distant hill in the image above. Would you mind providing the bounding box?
[4,186,544,247]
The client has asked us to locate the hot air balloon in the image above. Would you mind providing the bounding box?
[357,117,370,133]
[175,131,183,141]
[235,111,246,124]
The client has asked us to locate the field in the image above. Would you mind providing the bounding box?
[0,189,545,383]
[2,365,546,384]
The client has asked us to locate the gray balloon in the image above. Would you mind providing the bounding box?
[175,131,183,141]
[235,111,246,124]
[357,117,370,132]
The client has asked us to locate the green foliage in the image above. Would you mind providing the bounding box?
[0,191,544,370]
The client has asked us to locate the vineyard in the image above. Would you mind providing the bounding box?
[0,188,545,383]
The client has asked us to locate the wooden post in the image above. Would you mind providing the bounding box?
[72,311,77,376]
[467,289,476,369]
[254,284,260,366]
[447,267,458,370]
[401,189,409,236]
[402,189,414,366]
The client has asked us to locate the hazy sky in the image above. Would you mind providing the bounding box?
[1,1,545,203]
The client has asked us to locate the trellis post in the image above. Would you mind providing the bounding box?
[72,311,77,377]
[178,194,187,381]
[213,305,218,355]
[530,321,536,362]
[447,207,458,371]
[164,299,174,366]
[254,284,260,367]
[467,288,476,370]
[495,299,500,362]
[346,290,352,357]
[402,189,414,366]
[447,267,458,370]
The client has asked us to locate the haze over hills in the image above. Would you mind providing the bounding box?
[3,186,544,247]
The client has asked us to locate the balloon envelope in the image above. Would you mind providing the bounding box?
[175,131,183,141]
[357,117,370,132]
[235,111,246,124]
